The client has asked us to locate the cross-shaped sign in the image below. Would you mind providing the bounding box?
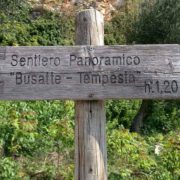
[0,9,179,180]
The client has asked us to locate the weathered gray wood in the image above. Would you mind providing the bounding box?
[0,44,180,100]
[75,9,107,180]
[75,101,107,180]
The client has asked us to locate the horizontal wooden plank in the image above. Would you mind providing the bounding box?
[0,44,180,100]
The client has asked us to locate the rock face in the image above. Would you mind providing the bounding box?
[28,0,126,20]
[71,0,82,4]
[115,0,125,7]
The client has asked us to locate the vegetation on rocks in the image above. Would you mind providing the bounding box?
[0,0,179,179]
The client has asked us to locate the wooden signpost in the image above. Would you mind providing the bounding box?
[75,10,107,180]
[0,45,179,100]
[0,9,180,180]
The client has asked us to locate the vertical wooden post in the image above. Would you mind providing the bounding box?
[75,9,107,180]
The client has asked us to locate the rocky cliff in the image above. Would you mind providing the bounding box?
[28,0,126,20]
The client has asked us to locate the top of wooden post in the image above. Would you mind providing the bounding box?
[75,8,104,45]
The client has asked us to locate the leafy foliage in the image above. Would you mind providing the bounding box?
[142,100,180,134]
[0,158,20,179]
[107,122,180,179]
[0,5,75,46]
[0,100,74,179]
[129,0,180,44]
[106,100,141,129]
[105,0,142,45]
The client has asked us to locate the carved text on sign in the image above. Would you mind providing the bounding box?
[0,45,179,100]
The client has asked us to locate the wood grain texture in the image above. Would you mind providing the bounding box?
[75,101,107,180]
[0,44,179,100]
[75,9,107,180]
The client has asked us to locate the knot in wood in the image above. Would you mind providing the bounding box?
[88,93,94,98]
[89,167,93,173]
[83,17,87,22]
[87,46,94,52]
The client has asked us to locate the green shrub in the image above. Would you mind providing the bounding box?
[107,122,157,179]
[0,3,75,46]
[0,158,20,179]
[129,0,180,44]
[0,100,74,156]
[105,0,142,45]
[106,100,141,129]
[142,101,180,134]
[145,131,180,179]
[107,121,180,179]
